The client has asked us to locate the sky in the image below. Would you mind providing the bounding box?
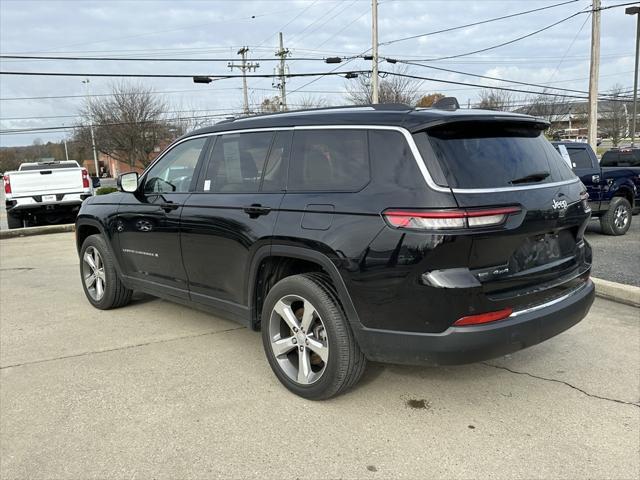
[0,0,637,146]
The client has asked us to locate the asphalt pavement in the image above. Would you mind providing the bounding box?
[585,217,640,287]
[1,232,638,479]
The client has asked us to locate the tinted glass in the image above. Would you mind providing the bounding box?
[426,122,575,188]
[260,131,291,192]
[202,132,274,193]
[20,162,79,171]
[289,130,369,191]
[566,147,593,169]
[144,137,206,194]
[601,151,619,167]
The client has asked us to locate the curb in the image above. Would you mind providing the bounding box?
[592,277,640,308]
[0,223,75,239]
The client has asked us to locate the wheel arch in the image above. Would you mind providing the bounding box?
[248,245,362,332]
[76,217,126,277]
[610,183,635,209]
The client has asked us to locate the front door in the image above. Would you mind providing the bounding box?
[180,130,291,317]
[116,137,209,299]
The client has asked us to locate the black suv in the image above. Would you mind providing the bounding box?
[76,104,595,399]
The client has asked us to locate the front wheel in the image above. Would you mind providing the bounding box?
[80,234,132,309]
[261,273,366,400]
[600,197,632,235]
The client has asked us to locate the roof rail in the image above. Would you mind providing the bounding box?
[431,97,460,111]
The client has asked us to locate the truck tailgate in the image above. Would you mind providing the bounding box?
[10,169,85,196]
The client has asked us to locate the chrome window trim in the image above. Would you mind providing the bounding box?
[141,124,579,194]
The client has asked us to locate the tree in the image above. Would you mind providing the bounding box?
[345,67,419,105]
[600,85,630,147]
[295,95,329,110]
[524,93,573,135]
[477,89,514,111]
[416,93,445,107]
[76,82,172,168]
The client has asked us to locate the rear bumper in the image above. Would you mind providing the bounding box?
[6,193,89,213]
[354,279,595,366]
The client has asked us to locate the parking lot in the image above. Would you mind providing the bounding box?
[1,232,638,479]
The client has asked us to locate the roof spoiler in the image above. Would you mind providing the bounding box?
[431,97,460,111]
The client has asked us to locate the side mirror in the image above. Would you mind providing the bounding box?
[92,176,101,188]
[118,172,139,193]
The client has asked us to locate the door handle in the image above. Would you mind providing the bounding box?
[160,201,180,212]
[243,204,271,218]
[592,174,600,184]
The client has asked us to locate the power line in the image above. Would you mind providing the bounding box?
[0,70,368,79]
[378,70,632,102]
[0,54,336,62]
[379,0,580,46]
[389,60,632,99]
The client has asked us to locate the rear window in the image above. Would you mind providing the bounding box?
[19,161,79,171]
[416,122,575,189]
[602,150,640,167]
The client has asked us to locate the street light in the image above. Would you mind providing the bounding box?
[626,6,640,147]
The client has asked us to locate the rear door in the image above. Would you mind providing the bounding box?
[416,120,591,310]
[563,144,603,211]
[116,136,208,299]
[180,130,290,317]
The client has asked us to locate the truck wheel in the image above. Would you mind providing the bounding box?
[80,234,132,309]
[600,197,632,235]
[6,213,23,229]
[261,273,366,400]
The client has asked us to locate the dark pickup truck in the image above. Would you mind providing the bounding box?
[553,143,640,235]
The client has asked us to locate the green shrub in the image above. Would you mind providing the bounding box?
[96,186,118,195]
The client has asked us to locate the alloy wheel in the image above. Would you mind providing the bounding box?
[268,295,329,385]
[614,205,629,230]
[82,246,106,301]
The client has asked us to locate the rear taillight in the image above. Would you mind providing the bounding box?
[81,168,90,189]
[453,307,513,327]
[3,175,11,194]
[383,207,521,230]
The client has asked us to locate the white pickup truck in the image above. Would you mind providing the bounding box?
[3,161,96,229]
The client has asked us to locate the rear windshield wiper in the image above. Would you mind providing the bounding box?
[509,171,550,184]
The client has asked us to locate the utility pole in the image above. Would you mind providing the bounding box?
[228,47,259,115]
[626,6,640,147]
[371,0,379,104]
[274,32,290,111]
[63,138,69,161]
[587,0,601,152]
[82,79,100,176]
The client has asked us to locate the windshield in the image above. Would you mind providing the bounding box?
[415,122,576,189]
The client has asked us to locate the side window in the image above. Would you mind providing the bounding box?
[260,131,291,192]
[288,129,369,191]
[601,152,619,167]
[202,132,274,193]
[567,148,593,169]
[143,137,207,194]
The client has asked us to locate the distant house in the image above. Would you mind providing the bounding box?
[81,140,172,177]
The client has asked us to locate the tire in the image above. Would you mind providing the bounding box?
[79,234,132,309]
[6,213,23,229]
[261,273,366,400]
[600,197,632,236]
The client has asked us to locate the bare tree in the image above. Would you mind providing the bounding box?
[294,95,329,110]
[257,96,282,114]
[477,88,515,111]
[76,82,172,168]
[600,85,630,147]
[345,67,419,105]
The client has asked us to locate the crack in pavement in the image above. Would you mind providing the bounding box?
[482,362,640,408]
[0,326,245,370]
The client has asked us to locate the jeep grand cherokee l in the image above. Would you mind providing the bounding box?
[76,103,595,400]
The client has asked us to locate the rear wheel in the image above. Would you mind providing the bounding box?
[261,273,366,400]
[80,234,132,309]
[600,197,632,235]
